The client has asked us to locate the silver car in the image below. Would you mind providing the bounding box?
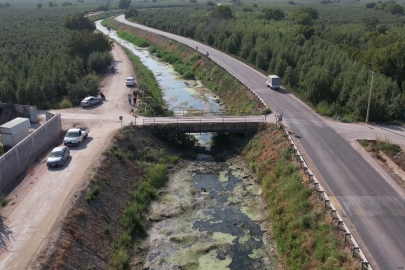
[47,146,70,168]
[80,96,102,107]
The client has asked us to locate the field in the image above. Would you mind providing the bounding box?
[0,0,116,109]
[130,0,405,122]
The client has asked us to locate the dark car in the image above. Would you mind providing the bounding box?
[47,146,70,168]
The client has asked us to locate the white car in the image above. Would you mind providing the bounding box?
[126,77,135,86]
[80,96,102,107]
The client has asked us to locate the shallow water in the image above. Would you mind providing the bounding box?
[141,158,278,270]
[95,21,221,115]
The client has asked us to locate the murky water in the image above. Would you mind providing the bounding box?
[139,157,278,270]
[95,21,221,115]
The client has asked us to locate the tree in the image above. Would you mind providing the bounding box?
[124,7,138,18]
[363,17,379,31]
[88,51,112,73]
[243,7,252,12]
[366,2,376,8]
[67,31,113,62]
[118,0,131,9]
[207,1,215,6]
[64,14,95,31]
[261,8,285,21]
[386,4,404,15]
[49,1,54,7]
[213,5,233,19]
[288,1,296,5]
[292,7,319,26]
[37,2,42,8]
[253,3,257,8]
[190,0,197,3]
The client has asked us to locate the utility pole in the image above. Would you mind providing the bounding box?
[366,71,374,123]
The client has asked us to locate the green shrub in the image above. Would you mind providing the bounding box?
[316,100,333,117]
[182,70,195,79]
[168,155,179,164]
[341,114,355,123]
[59,98,73,109]
[117,30,149,47]
[359,139,369,147]
[103,225,111,235]
[85,184,100,202]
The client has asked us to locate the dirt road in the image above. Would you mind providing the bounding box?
[0,44,135,270]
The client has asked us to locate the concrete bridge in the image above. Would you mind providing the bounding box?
[135,115,266,133]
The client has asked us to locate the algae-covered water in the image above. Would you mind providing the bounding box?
[137,157,278,270]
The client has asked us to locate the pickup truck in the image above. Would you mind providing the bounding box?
[64,127,89,146]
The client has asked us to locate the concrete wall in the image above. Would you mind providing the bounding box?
[0,114,62,189]
[0,103,38,124]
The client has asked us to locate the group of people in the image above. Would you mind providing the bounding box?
[129,90,143,115]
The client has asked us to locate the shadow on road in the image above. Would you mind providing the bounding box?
[47,156,73,171]
[0,215,13,253]
[67,137,94,151]
[81,102,103,110]
[372,124,405,138]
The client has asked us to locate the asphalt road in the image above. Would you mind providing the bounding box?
[116,15,405,269]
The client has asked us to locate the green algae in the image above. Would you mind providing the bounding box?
[248,247,267,260]
[169,242,217,268]
[241,205,259,221]
[219,171,229,182]
[198,250,232,270]
[212,232,237,245]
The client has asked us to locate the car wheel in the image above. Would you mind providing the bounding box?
[78,141,81,146]
[62,160,65,167]
[85,134,88,139]
[89,103,92,107]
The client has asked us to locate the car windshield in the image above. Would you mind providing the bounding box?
[49,151,63,158]
[66,131,78,138]
[127,79,133,81]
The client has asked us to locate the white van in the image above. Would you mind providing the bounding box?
[266,75,281,90]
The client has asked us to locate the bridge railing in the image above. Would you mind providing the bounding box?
[142,116,265,125]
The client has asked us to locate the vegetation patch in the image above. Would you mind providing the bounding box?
[359,139,405,169]
[117,30,150,47]
[243,124,359,269]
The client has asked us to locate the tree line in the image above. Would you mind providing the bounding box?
[134,3,405,121]
[0,7,113,108]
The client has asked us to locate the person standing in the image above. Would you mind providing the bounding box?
[130,104,135,115]
[133,97,137,106]
[128,94,131,104]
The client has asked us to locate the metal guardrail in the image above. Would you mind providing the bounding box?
[142,116,265,125]
[277,122,373,270]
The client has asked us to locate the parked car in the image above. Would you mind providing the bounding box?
[64,127,89,146]
[47,146,70,168]
[80,96,102,107]
[126,77,135,86]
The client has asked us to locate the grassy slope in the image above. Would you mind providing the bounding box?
[40,126,189,269]
[243,124,359,270]
[102,17,263,115]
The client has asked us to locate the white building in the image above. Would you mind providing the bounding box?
[0,117,31,147]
